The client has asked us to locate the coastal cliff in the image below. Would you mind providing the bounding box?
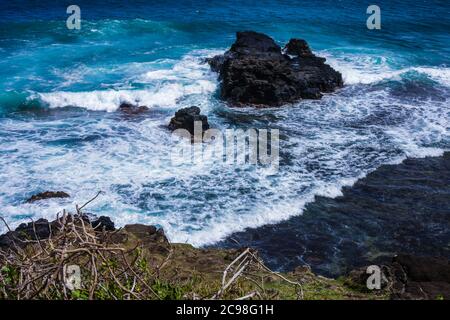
[0,214,386,300]
[1,212,448,300]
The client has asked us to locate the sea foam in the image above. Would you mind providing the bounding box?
[323,52,450,87]
[1,49,449,247]
[30,52,218,112]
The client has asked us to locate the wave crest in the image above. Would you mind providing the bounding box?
[323,53,450,86]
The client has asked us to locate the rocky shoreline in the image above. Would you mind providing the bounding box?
[1,211,448,299]
[1,153,449,299]
[217,152,450,275]
[0,214,384,300]
[0,31,448,300]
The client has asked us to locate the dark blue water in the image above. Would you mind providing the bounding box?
[0,1,449,255]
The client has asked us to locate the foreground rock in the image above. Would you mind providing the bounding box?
[207,31,343,107]
[26,191,70,203]
[390,255,450,299]
[5,215,448,299]
[0,215,115,249]
[347,254,450,300]
[119,102,149,114]
[168,106,210,136]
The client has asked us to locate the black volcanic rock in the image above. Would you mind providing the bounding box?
[91,216,115,232]
[230,31,281,56]
[0,218,51,249]
[26,191,70,203]
[0,215,115,249]
[346,254,450,299]
[119,102,149,114]
[389,254,450,299]
[168,106,209,136]
[207,31,343,107]
[284,39,314,57]
[217,152,450,277]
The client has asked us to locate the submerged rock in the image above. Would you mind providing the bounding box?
[26,191,70,203]
[207,31,343,107]
[119,102,149,114]
[168,106,209,136]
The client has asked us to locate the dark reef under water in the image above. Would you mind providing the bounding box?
[216,152,450,277]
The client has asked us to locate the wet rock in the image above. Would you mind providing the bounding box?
[207,31,343,107]
[219,152,450,277]
[91,216,115,231]
[26,191,70,203]
[119,102,149,114]
[168,106,209,136]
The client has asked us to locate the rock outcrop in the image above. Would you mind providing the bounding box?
[346,254,450,300]
[390,254,450,300]
[119,102,149,114]
[207,31,343,107]
[122,224,168,244]
[0,215,387,300]
[0,215,115,249]
[91,216,116,232]
[0,218,51,249]
[168,106,209,136]
[26,191,70,203]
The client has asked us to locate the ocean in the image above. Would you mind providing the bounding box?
[0,1,449,272]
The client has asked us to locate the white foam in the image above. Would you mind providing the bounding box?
[33,81,215,112]
[323,53,450,87]
[31,51,218,112]
[1,49,449,247]
[413,67,450,87]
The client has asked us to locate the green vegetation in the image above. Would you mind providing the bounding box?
[0,215,387,300]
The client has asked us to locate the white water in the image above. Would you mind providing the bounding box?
[0,50,449,246]
[32,52,219,112]
[323,52,450,86]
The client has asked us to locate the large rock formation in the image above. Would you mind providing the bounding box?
[207,31,343,107]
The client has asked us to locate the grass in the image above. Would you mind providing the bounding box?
[0,213,388,300]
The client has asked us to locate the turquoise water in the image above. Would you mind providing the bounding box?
[0,1,449,248]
